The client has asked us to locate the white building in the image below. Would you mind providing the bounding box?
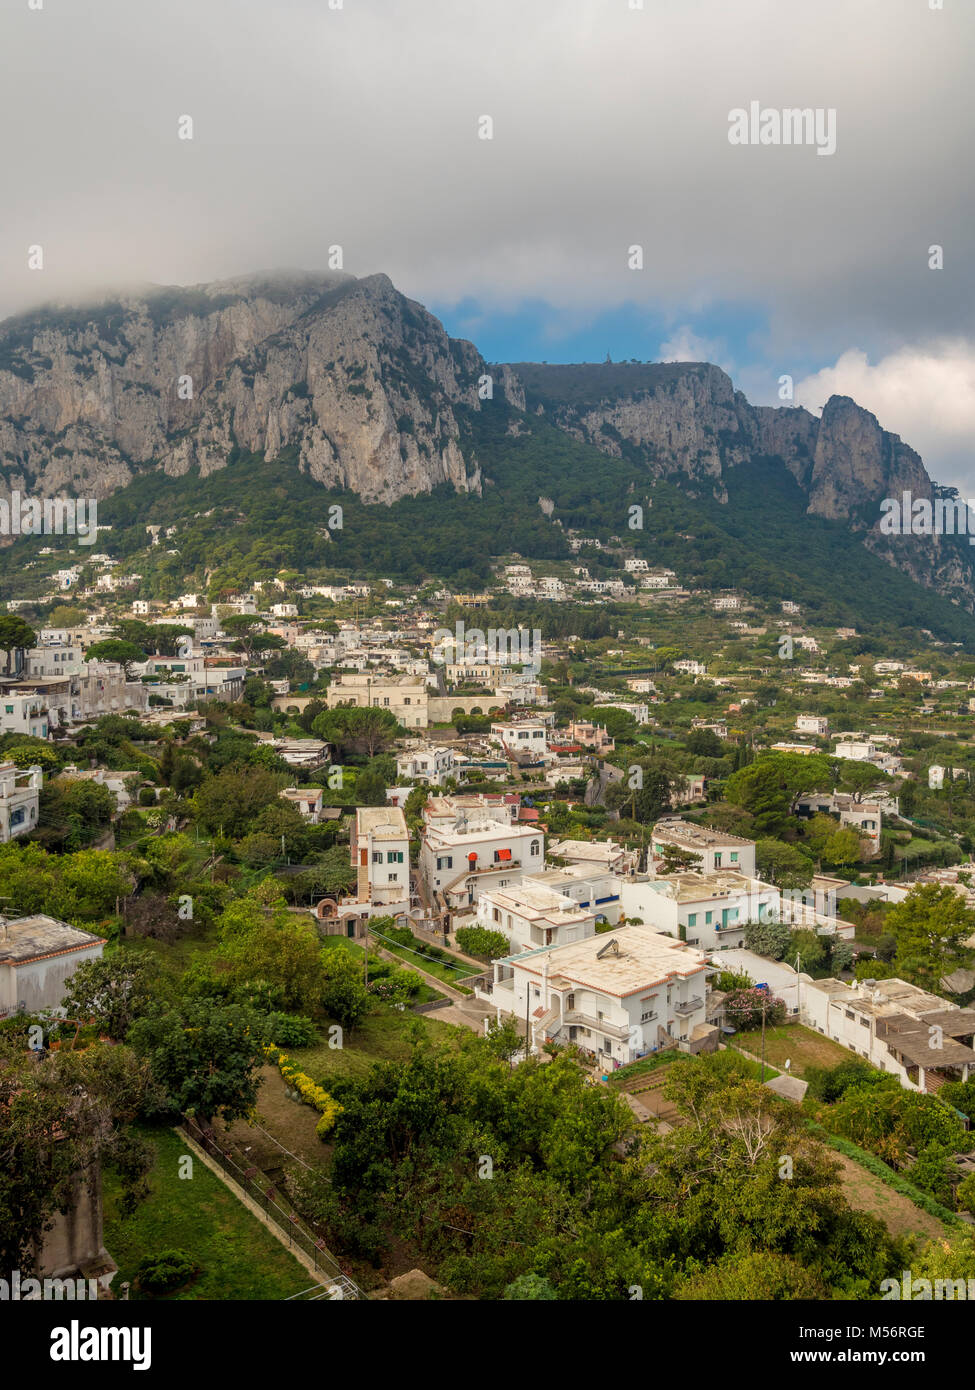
[650,818,756,877]
[326,673,429,728]
[420,795,542,910]
[0,914,105,1018]
[796,715,829,737]
[795,792,883,851]
[0,694,49,740]
[0,762,43,842]
[396,744,455,786]
[476,880,598,954]
[621,870,779,951]
[801,976,975,1092]
[279,787,324,822]
[480,925,711,1067]
[490,719,548,759]
[349,806,411,917]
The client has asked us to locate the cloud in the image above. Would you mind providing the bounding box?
[659,326,730,371]
[0,0,972,478]
[795,343,975,490]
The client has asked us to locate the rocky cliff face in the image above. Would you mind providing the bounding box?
[0,270,969,602]
[0,271,485,505]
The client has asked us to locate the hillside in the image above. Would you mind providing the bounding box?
[1,271,974,633]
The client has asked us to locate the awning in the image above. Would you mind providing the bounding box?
[497,848,512,861]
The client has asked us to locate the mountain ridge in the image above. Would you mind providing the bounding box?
[0,270,971,609]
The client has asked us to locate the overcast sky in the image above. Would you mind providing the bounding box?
[2,0,973,486]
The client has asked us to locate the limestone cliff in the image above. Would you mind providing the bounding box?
[0,271,484,505]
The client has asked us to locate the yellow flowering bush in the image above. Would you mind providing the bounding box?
[264,1044,343,1137]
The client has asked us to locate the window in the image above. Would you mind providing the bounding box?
[730,852,738,863]
[388,851,404,863]
[388,873,398,882]
[372,852,383,863]
[713,853,722,868]
[530,841,540,856]
[494,848,512,863]
[687,913,697,927]
[705,911,712,924]
[436,855,453,870]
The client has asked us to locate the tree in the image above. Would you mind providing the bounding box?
[455,925,510,960]
[743,918,793,960]
[84,639,146,676]
[659,843,699,873]
[822,827,863,867]
[839,761,887,804]
[62,949,160,1040]
[221,910,324,1014]
[0,1036,154,1273]
[504,1272,558,1299]
[354,766,388,805]
[313,706,400,759]
[626,768,671,823]
[830,941,856,976]
[755,839,813,891]
[193,764,286,837]
[129,999,267,1124]
[725,754,831,834]
[320,954,370,1034]
[0,614,37,672]
[789,928,826,973]
[722,986,786,1030]
[887,884,975,993]
[684,728,723,758]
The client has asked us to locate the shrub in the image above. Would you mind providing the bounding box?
[805,1058,888,1104]
[264,1012,317,1047]
[265,1045,343,1136]
[138,787,157,806]
[135,1249,199,1293]
[455,925,510,960]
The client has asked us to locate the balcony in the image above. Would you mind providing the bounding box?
[562,1010,631,1041]
[673,996,704,1016]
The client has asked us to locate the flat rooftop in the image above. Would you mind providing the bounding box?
[511,924,707,997]
[486,882,593,924]
[651,817,753,849]
[356,806,407,839]
[648,869,764,904]
[0,915,104,965]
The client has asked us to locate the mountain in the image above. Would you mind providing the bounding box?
[0,270,484,505]
[0,270,973,624]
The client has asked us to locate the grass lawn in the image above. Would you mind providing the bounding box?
[103,1124,310,1300]
[116,921,220,977]
[290,1005,460,1085]
[731,1023,852,1077]
[375,938,477,992]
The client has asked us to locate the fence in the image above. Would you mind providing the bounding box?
[179,1114,364,1299]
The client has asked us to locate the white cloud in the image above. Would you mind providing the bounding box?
[795,342,975,490]
[659,326,730,371]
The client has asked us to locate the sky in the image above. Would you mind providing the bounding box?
[1,0,973,488]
